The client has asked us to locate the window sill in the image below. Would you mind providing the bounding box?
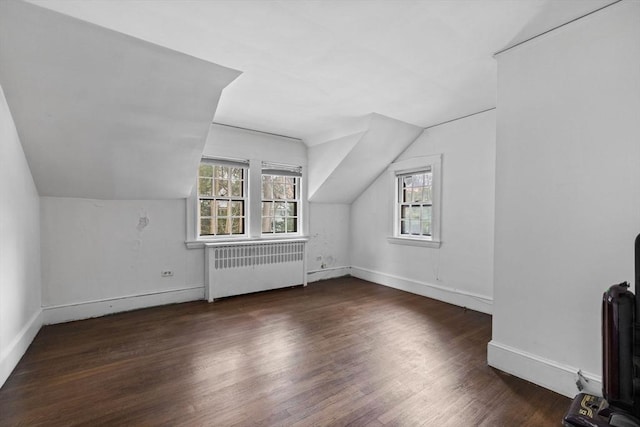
[387,236,441,248]
[185,236,309,249]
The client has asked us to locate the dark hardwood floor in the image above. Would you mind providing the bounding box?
[0,277,569,426]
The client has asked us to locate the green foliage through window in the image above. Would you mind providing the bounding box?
[261,174,298,234]
[198,163,245,236]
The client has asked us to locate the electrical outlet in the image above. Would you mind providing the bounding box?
[161,271,173,277]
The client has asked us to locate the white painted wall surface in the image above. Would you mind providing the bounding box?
[307,203,351,282]
[350,110,496,314]
[0,85,42,387]
[489,1,640,398]
[40,198,204,322]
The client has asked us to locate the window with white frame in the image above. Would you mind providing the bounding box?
[390,155,442,247]
[197,158,248,237]
[398,169,433,237]
[261,162,301,234]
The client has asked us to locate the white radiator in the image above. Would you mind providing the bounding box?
[205,239,307,302]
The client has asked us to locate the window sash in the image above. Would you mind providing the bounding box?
[396,170,434,238]
[261,172,300,234]
[198,160,248,237]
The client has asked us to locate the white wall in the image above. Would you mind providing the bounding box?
[0,85,42,387]
[38,124,313,324]
[307,203,351,282]
[350,110,496,314]
[489,1,640,398]
[40,198,204,323]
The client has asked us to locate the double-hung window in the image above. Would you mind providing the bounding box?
[261,162,301,235]
[197,158,248,237]
[398,170,433,237]
[389,154,442,248]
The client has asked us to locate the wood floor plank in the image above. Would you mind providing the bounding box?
[0,277,569,426]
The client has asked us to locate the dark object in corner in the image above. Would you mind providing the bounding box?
[563,234,640,427]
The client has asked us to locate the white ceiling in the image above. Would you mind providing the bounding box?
[0,0,240,199]
[27,0,615,146]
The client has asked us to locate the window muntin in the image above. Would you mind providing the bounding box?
[261,174,299,234]
[398,170,433,237]
[198,161,247,237]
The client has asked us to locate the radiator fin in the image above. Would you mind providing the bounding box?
[213,242,304,270]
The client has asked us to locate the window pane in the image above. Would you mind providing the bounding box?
[262,201,274,217]
[230,167,243,181]
[273,182,285,199]
[403,176,413,188]
[198,177,212,196]
[274,202,287,217]
[200,218,212,235]
[217,200,228,217]
[231,179,243,197]
[219,167,229,179]
[274,217,285,233]
[412,187,423,203]
[403,189,411,203]
[215,179,228,197]
[413,174,424,186]
[421,220,431,236]
[200,199,212,217]
[421,206,432,222]
[199,164,213,178]
[262,217,274,233]
[410,206,420,220]
[231,201,243,216]
[262,175,273,198]
[424,172,433,186]
[231,218,243,234]
[287,202,297,216]
[410,220,421,235]
[423,186,432,203]
[217,218,228,234]
[400,205,409,220]
[286,217,297,233]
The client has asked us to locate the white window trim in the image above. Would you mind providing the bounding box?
[387,154,442,248]
[186,158,307,249]
[260,165,302,237]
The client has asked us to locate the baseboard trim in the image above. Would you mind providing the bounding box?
[487,340,601,398]
[351,266,493,315]
[42,286,205,325]
[307,266,351,283]
[0,308,43,389]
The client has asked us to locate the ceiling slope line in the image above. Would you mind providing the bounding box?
[423,108,496,130]
[212,121,303,142]
[493,0,622,56]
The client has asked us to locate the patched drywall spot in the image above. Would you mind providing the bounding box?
[137,213,149,231]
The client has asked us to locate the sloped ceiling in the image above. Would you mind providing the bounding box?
[309,114,424,204]
[25,0,616,145]
[1,0,618,202]
[0,0,240,199]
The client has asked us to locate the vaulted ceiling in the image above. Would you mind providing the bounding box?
[0,0,240,199]
[0,0,616,201]
[24,0,615,145]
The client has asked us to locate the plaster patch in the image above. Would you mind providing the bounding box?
[137,214,149,231]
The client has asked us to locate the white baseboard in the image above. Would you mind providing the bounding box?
[0,308,43,388]
[43,286,205,325]
[350,266,493,315]
[487,340,601,398]
[307,266,351,283]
